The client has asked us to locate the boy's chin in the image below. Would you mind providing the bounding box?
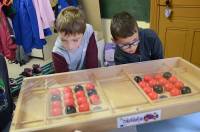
[66,49,76,53]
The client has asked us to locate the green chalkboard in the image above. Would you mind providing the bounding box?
[99,0,150,22]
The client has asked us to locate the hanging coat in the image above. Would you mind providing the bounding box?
[0,8,16,61]
[1,3,16,18]
[32,0,55,39]
[12,0,46,54]
[57,0,78,16]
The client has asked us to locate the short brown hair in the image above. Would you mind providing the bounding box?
[56,6,86,35]
[110,11,138,40]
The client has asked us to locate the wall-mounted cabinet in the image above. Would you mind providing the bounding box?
[150,0,200,67]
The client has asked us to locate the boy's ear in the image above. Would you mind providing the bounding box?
[111,38,119,45]
[111,38,116,43]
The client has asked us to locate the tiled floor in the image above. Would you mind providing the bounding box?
[6,58,52,78]
[6,33,57,79]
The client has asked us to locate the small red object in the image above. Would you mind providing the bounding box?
[174,81,184,90]
[51,107,62,116]
[144,75,153,82]
[77,97,88,105]
[158,78,168,85]
[149,79,157,87]
[64,92,73,99]
[148,91,158,100]
[90,94,100,105]
[63,87,72,94]
[164,83,174,92]
[139,81,148,89]
[85,83,95,90]
[169,76,178,84]
[50,89,60,96]
[76,90,85,98]
[154,74,163,80]
[51,101,62,109]
[143,86,152,94]
[170,88,181,96]
[78,103,90,112]
[64,98,75,106]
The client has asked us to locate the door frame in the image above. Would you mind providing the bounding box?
[150,0,160,33]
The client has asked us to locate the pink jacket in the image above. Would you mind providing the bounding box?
[32,0,55,39]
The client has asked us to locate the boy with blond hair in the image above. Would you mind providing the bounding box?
[52,6,98,73]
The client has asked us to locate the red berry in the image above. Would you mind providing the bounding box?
[169,76,178,84]
[143,86,152,94]
[154,74,163,80]
[76,90,85,98]
[77,97,88,105]
[144,75,153,82]
[90,94,100,105]
[64,92,73,99]
[51,107,62,116]
[139,81,148,89]
[164,83,174,92]
[63,87,72,94]
[148,91,158,100]
[64,98,75,106]
[79,103,90,112]
[51,101,62,109]
[85,83,95,90]
[174,81,184,90]
[170,88,181,96]
[158,78,168,86]
[49,89,60,96]
[149,79,157,87]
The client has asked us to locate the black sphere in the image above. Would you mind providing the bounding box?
[181,86,191,94]
[65,106,76,114]
[163,72,172,79]
[87,89,97,96]
[134,76,142,83]
[74,85,84,93]
[51,95,61,101]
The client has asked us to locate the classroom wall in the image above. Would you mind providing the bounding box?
[99,0,150,22]
[79,0,103,32]
[99,0,150,42]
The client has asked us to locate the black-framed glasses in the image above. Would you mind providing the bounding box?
[118,39,140,50]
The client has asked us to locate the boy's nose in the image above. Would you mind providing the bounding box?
[67,44,74,50]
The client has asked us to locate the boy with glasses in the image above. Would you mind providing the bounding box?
[110,12,163,64]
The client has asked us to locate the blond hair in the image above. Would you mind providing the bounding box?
[56,6,86,35]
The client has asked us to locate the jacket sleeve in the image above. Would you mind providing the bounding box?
[52,52,69,73]
[85,33,98,69]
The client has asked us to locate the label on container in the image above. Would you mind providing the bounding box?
[117,110,161,128]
